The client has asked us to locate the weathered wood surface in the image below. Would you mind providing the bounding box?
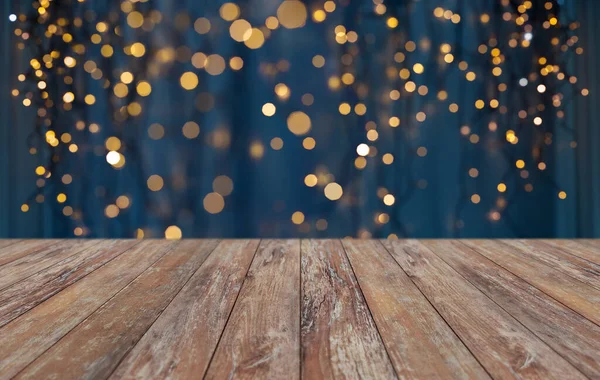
[0,239,598,379]
[0,240,178,378]
[15,240,219,380]
[342,239,489,379]
[423,240,600,378]
[462,239,600,326]
[301,239,396,379]
[205,240,301,380]
[0,239,139,328]
[382,240,584,379]
[111,240,258,379]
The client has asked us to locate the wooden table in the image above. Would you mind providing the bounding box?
[0,239,598,379]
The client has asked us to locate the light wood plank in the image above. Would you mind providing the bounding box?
[301,240,396,379]
[14,239,219,380]
[500,240,600,291]
[0,240,22,250]
[0,239,139,328]
[110,239,259,379]
[0,239,101,290]
[382,240,585,379]
[342,239,488,379]
[424,240,600,378]
[0,240,178,378]
[462,240,600,326]
[205,240,300,380]
[543,239,600,265]
[0,239,61,266]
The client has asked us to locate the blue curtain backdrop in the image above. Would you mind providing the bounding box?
[0,0,597,238]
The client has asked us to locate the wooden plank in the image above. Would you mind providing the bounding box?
[205,240,300,380]
[543,239,600,265]
[14,239,219,380]
[0,239,101,290]
[0,239,22,250]
[0,239,178,378]
[382,240,585,379]
[110,240,259,379]
[0,239,60,265]
[0,239,139,328]
[423,240,600,378]
[342,239,488,379]
[501,240,600,291]
[301,240,396,379]
[462,240,600,326]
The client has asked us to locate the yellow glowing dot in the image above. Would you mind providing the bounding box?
[64,56,76,68]
[304,174,318,187]
[105,204,120,218]
[116,195,130,209]
[324,182,343,201]
[516,159,525,169]
[56,193,67,203]
[475,99,485,109]
[127,11,144,28]
[249,141,265,159]
[204,192,225,214]
[356,143,370,156]
[303,137,316,150]
[275,83,290,99]
[21,204,29,213]
[101,45,113,57]
[381,194,394,206]
[194,18,211,34]
[339,103,351,115]
[182,121,200,139]
[313,10,326,23]
[416,112,426,122]
[114,83,129,98]
[270,137,284,150]
[312,55,325,68]
[287,111,311,135]
[165,225,182,240]
[389,117,400,127]
[413,63,424,74]
[558,191,567,199]
[266,16,279,29]
[220,3,240,21]
[244,28,265,49]
[147,174,164,192]
[180,72,199,90]
[63,92,74,103]
[213,175,234,196]
[84,94,95,105]
[205,54,226,75]
[105,136,121,151]
[354,103,366,115]
[277,0,308,29]
[130,42,146,58]
[35,166,46,176]
[136,81,152,96]
[382,153,394,165]
[121,71,134,84]
[471,194,481,204]
[229,19,252,42]
[291,211,305,225]
[149,123,165,140]
[262,103,276,116]
[229,57,244,70]
[497,183,507,192]
[387,17,398,28]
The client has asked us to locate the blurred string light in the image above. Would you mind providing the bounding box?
[10,0,588,238]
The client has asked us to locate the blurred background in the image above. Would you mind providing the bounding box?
[0,0,598,238]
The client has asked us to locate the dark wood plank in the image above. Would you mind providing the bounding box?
[301,240,396,379]
[500,240,600,291]
[0,239,22,250]
[543,239,600,266]
[205,240,300,380]
[14,239,219,380]
[0,239,139,328]
[342,239,488,379]
[110,239,259,379]
[0,239,61,266]
[0,239,101,290]
[0,240,178,378]
[382,239,584,379]
[424,240,600,378]
[462,240,600,326]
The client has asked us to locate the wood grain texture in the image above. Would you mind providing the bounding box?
[0,239,21,250]
[15,239,219,380]
[501,240,600,291]
[423,240,600,378]
[382,239,585,379]
[0,239,139,328]
[205,240,300,380]
[462,239,600,326]
[0,239,60,266]
[111,240,259,379]
[542,239,600,265]
[0,239,101,290]
[0,240,178,379]
[301,239,396,379]
[342,239,489,379]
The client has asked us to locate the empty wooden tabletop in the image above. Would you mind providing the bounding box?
[0,239,598,379]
